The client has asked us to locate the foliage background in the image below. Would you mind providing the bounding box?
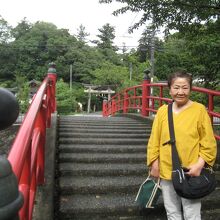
[0,1,219,114]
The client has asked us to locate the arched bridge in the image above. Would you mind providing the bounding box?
[1,64,220,220]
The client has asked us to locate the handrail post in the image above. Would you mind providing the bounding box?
[47,62,57,113]
[142,69,151,116]
[134,88,137,108]
[102,98,108,117]
[117,95,121,111]
[123,91,129,113]
[112,99,116,116]
[208,94,214,124]
[159,86,163,107]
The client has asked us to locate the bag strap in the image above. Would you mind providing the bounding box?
[167,103,182,170]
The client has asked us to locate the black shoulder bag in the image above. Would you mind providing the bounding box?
[167,103,216,199]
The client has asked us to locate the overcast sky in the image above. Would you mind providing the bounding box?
[0,0,148,51]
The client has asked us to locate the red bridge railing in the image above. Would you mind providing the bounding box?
[7,66,57,220]
[103,77,220,140]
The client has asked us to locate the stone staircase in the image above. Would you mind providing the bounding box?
[56,115,220,220]
[56,115,166,220]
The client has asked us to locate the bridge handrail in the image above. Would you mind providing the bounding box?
[103,79,220,140]
[7,71,57,220]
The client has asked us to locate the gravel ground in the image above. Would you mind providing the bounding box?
[0,125,19,157]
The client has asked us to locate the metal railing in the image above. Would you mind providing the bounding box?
[103,78,220,140]
[7,67,57,220]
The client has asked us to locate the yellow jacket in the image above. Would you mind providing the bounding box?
[147,102,217,180]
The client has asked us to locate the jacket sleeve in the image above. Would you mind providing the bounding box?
[198,106,217,166]
[147,109,162,167]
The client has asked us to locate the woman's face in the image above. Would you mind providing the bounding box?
[169,77,191,106]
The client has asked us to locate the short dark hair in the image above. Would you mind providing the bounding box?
[167,71,192,89]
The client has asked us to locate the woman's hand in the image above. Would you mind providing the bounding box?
[150,159,160,178]
[186,157,205,176]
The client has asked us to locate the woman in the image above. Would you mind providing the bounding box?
[147,71,217,220]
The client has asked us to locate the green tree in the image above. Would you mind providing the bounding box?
[12,21,77,80]
[15,74,30,113]
[137,27,163,63]
[155,21,220,87]
[92,61,130,91]
[62,43,104,83]
[0,18,126,88]
[96,23,117,50]
[11,17,32,40]
[121,49,150,83]
[181,21,220,88]
[0,43,16,82]
[56,79,77,114]
[71,83,88,111]
[92,23,121,65]
[99,0,220,32]
[76,24,90,43]
[155,36,189,80]
[0,15,12,43]
[0,16,15,82]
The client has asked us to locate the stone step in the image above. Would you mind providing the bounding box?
[59,116,137,120]
[58,188,220,220]
[59,120,148,125]
[58,193,166,220]
[201,187,220,209]
[59,163,147,177]
[59,116,150,123]
[58,124,149,129]
[201,208,220,220]
[65,216,162,220]
[59,153,145,163]
[59,138,147,145]
[59,176,146,195]
[59,116,147,122]
[59,144,146,153]
[59,132,149,139]
[215,171,220,182]
[58,127,149,134]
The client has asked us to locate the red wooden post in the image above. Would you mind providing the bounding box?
[123,91,129,113]
[208,94,214,124]
[134,88,137,108]
[159,86,163,107]
[102,99,108,117]
[112,99,116,116]
[142,70,151,116]
[118,95,121,111]
[47,62,57,113]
